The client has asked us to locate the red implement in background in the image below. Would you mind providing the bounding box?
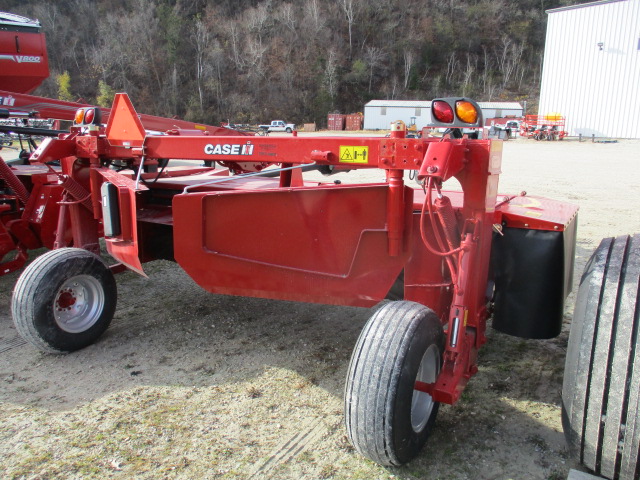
[0,13,49,94]
[520,114,568,140]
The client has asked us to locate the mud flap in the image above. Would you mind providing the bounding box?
[491,215,577,339]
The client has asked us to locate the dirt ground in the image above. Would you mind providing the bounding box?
[1,136,639,480]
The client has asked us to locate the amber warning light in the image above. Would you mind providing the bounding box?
[455,101,478,124]
[73,108,84,125]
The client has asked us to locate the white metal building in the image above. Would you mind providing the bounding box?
[539,0,640,138]
[363,100,523,130]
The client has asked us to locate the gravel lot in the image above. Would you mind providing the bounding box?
[1,136,639,479]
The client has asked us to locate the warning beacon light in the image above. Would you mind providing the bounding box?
[73,107,102,127]
[429,98,483,128]
[432,101,454,123]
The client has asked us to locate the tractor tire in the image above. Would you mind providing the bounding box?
[562,234,640,480]
[12,248,117,353]
[345,301,444,466]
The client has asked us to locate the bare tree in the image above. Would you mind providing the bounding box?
[323,49,340,101]
[496,35,524,89]
[247,3,271,43]
[403,50,415,90]
[227,24,245,71]
[445,51,458,85]
[278,3,296,33]
[245,35,268,83]
[482,45,491,95]
[462,53,476,96]
[364,46,385,94]
[486,79,498,101]
[385,74,399,100]
[208,40,226,112]
[191,19,210,113]
[304,0,324,33]
[340,0,357,58]
[433,74,442,98]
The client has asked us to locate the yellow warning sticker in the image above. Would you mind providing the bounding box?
[339,146,369,164]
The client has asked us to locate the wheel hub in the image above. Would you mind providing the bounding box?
[53,274,105,333]
[56,290,77,309]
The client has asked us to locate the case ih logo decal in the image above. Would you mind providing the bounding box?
[0,54,43,63]
[204,143,254,156]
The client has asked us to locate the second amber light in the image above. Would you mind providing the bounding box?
[455,101,478,124]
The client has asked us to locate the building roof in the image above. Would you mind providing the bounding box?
[364,100,523,110]
[547,0,627,14]
[365,100,432,108]
[477,102,523,109]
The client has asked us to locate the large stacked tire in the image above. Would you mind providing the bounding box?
[563,234,640,479]
[345,301,444,466]
[12,248,117,353]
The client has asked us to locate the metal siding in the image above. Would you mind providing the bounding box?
[388,107,431,129]
[363,105,385,129]
[540,0,640,138]
[363,106,431,130]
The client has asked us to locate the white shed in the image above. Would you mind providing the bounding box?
[363,100,523,130]
[539,0,640,138]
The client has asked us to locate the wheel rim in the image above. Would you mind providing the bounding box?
[53,275,105,333]
[411,344,439,433]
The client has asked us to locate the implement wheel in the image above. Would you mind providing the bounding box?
[12,248,117,353]
[562,234,640,479]
[345,301,444,466]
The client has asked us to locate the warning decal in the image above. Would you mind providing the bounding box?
[339,146,369,164]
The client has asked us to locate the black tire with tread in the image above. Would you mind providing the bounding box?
[562,234,640,480]
[344,300,444,466]
[12,248,117,353]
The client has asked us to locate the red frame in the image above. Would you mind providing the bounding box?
[26,95,577,404]
[520,115,568,140]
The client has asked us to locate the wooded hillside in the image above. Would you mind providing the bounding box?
[4,0,580,126]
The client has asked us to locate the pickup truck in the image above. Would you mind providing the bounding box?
[258,120,295,133]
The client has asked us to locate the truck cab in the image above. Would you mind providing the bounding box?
[259,120,295,133]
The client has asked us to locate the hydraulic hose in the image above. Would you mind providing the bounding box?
[0,157,30,205]
[59,174,93,211]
